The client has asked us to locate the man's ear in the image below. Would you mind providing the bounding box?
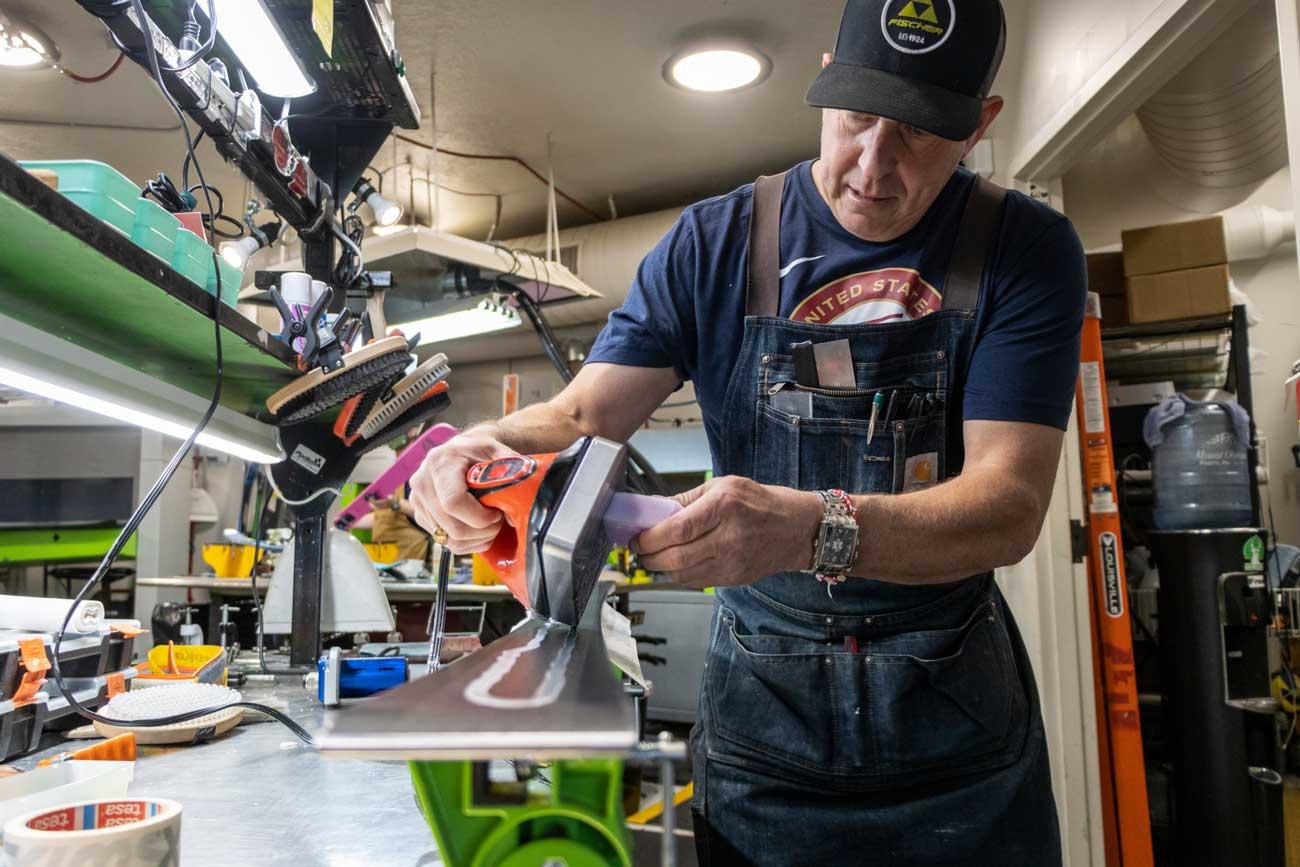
[962,96,1004,158]
[822,52,833,69]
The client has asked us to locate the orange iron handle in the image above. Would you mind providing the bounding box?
[465,453,557,606]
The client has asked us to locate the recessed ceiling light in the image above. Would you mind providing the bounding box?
[0,13,59,70]
[664,46,770,93]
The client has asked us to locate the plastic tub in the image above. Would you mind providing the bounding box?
[0,761,135,843]
[170,229,213,289]
[18,160,137,237]
[131,198,181,262]
[206,258,242,308]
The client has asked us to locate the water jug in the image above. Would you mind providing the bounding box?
[1149,400,1252,529]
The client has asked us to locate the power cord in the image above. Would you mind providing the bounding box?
[48,0,314,747]
[246,477,313,676]
[506,283,667,496]
[425,547,452,673]
[80,0,218,75]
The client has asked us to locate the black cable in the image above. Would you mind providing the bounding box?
[247,475,311,676]
[86,0,218,74]
[507,283,666,496]
[181,129,203,189]
[46,0,310,747]
[426,547,452,673]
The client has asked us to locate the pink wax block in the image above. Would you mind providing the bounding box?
[603,493,683,546]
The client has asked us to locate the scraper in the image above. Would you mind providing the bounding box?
[468,437,681,625]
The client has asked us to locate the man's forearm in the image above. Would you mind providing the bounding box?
[844,468,1046,584]
[471,400,590,456]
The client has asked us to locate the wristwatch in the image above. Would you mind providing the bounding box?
[808,489,859,586]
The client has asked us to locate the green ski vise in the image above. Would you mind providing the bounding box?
[409,758,632,867]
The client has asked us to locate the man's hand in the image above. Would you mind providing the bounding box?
[632,477,823,589]
[409,429,518,554]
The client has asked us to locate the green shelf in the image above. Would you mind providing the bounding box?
[0,152,296,419]
[0,527,137,566]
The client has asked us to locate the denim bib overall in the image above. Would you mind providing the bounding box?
[690,172,1062,866]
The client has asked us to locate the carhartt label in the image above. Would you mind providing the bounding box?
[290,444,326,475]
[903,452,938,491]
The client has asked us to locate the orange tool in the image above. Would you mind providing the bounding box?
[467,437,678,625]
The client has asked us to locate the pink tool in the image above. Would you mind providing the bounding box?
[334,423,459,530]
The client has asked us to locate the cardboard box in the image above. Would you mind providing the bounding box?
[1086,252,1127,296]
[1126,264,1231,324]
[1108,380,1175,407]
[1121,216,1226,277]
[1099,294,1129,326]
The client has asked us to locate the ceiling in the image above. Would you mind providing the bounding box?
[0,0,845,239]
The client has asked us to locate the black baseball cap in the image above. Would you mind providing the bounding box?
[806,0,1007,141]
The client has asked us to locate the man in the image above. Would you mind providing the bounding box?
[411,0,1085,862]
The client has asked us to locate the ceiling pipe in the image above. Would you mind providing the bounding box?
[1221,203,1295,262]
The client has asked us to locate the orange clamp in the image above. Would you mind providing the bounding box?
[15,638,51,706]
[106,672,126,700]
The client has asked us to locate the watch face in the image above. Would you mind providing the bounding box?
[819,523,858,568]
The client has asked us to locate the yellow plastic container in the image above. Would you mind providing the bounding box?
[136,643,227,687]
[363,543,399,564]
[201,544,266,578]
[471,554,500,586]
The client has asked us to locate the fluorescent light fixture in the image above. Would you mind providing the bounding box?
[199,0,315,98]
[0,367,281,463]
[0,14,59,69]
[665,46,770,93]
[398,297,522,347]
[0,312,283,464]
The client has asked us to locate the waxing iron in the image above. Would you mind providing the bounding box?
[467,436,680,626]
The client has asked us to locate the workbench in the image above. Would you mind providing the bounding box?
[11,679,441,866]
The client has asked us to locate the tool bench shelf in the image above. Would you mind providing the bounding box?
[0,151,297,419]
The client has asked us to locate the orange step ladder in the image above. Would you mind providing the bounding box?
[1075,293,1155,867]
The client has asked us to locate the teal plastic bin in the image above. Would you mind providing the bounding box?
[206,258,242,308]
[170,228,213,288]
[18,160,137,237]
[131,198,181,262]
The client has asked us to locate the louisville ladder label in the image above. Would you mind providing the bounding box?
[1074,303,1155,867]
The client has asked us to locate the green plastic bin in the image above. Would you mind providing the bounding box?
[131,198,181,262]
[170,228,212,288]
[206,258,242,308]
[18,160,137,237]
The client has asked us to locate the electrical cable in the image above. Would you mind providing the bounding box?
[46,0,312,746]
[333,214,365,290]
[247,476,313,676]
[263,467,342,508]
[507,283,666,495]
[83,0,218,74]
[425,546,452,674]
[60,53,125,83]
[392,132,605,222]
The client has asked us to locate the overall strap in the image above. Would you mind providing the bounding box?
[942,175,1007,312]
[746,171,788,318]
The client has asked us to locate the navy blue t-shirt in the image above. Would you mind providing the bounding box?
[588,161,1086,458]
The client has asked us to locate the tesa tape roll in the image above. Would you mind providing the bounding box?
[2,798,181,866]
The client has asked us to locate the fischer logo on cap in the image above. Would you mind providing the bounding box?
[881,0,955,54]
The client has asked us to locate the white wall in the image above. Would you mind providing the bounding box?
[1063,117,1300,544]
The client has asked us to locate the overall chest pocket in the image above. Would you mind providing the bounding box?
[753,352,948,495]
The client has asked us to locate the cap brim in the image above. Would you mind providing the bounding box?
[806,63,981,141]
